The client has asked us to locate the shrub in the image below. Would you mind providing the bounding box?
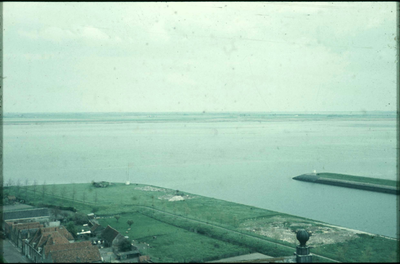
[73,212,88,225]
[66,221,77,238]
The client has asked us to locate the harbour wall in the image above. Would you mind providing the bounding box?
[293,174,399,195]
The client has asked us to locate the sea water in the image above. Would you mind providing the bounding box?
[2,113,397,238]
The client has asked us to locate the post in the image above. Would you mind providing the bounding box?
[294,229,313,263]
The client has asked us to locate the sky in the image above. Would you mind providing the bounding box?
[3,2,398,113]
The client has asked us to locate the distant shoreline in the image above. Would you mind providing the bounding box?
[2,112,396,125]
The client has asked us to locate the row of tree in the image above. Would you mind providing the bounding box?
[112,215,133,227]
[5,179,100,206]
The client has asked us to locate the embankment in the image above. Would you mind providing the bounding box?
[293,173,399,195]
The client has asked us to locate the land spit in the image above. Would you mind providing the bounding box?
[293,173,399,195]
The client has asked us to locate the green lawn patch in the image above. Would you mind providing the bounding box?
[313,234,399,263]
[98,213,252,263]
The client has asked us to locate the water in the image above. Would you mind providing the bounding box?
[3,113,397,238]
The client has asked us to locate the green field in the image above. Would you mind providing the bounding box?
[3,182,399,263]
[98,214,251,263]
[316,173,397,187]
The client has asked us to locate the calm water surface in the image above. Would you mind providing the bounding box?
[3,116,397,238]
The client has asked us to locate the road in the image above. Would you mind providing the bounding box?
[1,239,30,263]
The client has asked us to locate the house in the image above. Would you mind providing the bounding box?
[24,226,74,263]
[115,248,141,262]
[4,221,18,238]
[101,225,142,262]
[3,207,50,223]
[112,235,140,261]
[43,241,102,263]
[76,225,93,240]
[87,213,95,219]
[92,181,109,188]
[8,222,43,249]
[90,223,105,237]
[101,225,125,248]
[4,220,40,238]
[57,227,75,242]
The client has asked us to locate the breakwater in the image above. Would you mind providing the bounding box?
[293,174,399,195]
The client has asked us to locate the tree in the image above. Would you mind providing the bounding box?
[93,190,98,204]
[61,212,69,222]
[16,179,21,195]
[32,179,38,200]
[118,239,132,252]
[66,221,77,238]
[51,206,61,221]
[60,186,66,199]
[92,207,99,214]
[51,183,56,197]
[7,178,14,187]
[41,181,47,200]
[71,184,76,203]
[73,212,88,225]
[115,215,121,222]
[24,179,29,200]
[82,192,86,204]
[127,220,134,227]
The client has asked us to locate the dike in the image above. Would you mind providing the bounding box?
[293,174,399,195]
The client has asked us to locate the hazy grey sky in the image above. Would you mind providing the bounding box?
[4,2,397,113]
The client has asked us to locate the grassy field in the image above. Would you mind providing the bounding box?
[316,173,397,187]
[4,182,399,263]
[98,214,252,262]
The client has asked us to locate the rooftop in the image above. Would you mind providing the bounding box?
[48,244,102,263]
[102,225,120,244]
[44,241,92,257]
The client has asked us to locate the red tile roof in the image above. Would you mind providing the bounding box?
[58,227,74,241]
[29,226,73,249]
[44,241,92,258]
[47,231,69,245]
[48,244,101,263]
[37,232,58,248]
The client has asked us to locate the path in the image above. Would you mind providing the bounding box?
[1,239,30,263]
